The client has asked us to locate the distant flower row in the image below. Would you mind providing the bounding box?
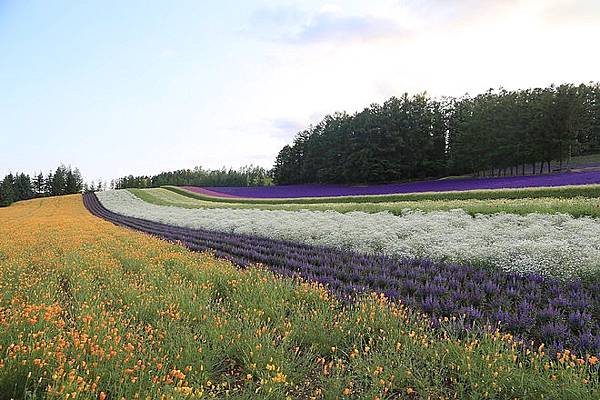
[97,190,600,280]
[85,193,600,357]
[193,170,600,198]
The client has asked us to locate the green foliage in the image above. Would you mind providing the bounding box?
[0,165,83,207]
[114,165,272,189]
[0,175,16,207]
[274,95,449,184]
[273,83,600,184]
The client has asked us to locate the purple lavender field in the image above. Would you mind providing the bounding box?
[198,170,600,198]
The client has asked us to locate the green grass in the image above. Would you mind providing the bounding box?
[131,188,600,217]
[567,153,600,165]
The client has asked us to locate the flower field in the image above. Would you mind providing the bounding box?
[85,193,600,357]
[167,183,600,205]
[4,196,600,398]
[132,187,600,218]
[97,189,600,280]
[189,169,600,199]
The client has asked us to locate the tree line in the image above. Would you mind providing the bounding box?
[114,165,271,189]
[273,83,600,184]
[0,165,84,207]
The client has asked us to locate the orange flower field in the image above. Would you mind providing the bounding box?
[0,195,599,399]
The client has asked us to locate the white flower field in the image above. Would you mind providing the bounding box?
[98,189,600,280]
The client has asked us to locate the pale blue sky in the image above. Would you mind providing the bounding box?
[1,0,599,182]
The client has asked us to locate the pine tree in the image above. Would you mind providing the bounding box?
[64,166,83,194]
[44,172,54,196]
[52,166,67,196]
[0,174,16,207]
[33,172,45,196]
[14,173,33,201]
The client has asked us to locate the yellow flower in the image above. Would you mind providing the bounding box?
[272,372,287,383]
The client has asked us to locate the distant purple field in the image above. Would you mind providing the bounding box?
[182,186,241,199]
[193,170,600,199]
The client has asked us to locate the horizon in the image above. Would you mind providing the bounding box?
[2,0,600,182]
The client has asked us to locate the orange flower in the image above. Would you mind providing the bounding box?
[589,356,598,365]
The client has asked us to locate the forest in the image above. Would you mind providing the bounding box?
[273,83,600,184]
[0,165,83,207]
[114,165,271,189]
[4,83,599,202]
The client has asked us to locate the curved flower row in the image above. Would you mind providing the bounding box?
[97,189,600,280]
[85,193,600,357]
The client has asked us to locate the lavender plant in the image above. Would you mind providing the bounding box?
[97,189,600,280]
[193,170,600,198]
[85,193,600,357]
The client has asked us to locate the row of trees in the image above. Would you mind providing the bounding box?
[115,165,271,189]
[0,165,84,207]
[273,83,600,184]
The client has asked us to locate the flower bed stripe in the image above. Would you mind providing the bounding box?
[198,170,600,199]
[96,189,600,280]
[84,193,600,357]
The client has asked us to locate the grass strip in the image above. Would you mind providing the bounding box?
[164,183,600,205]
[133,188,600,218]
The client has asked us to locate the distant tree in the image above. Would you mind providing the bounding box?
[115,165,271,189]
[33,172,45,196]
[0,164,84,206]
[13,173,34,201]
[52,165,68,195]
[273,82,600,184]
[65,166,83,194]
[0,174,15,206]
[44,172,54,196]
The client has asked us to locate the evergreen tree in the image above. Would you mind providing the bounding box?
[51,165,67,195]
[0,174,15,206]
[273,82,600,184]
[13,173,33,201]
[33,172,45,196]
[64,166,83,194]
[44,172,54,196]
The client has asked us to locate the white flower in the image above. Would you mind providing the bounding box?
[97,190,600,280]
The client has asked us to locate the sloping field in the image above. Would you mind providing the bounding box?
[132,187,600,218]
[191,170,600,199]
[98,189,600,280]
[4,196,599,398]
[168,183,600,205]
[88,192,600,358]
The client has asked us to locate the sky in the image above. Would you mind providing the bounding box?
[1,0,599,182]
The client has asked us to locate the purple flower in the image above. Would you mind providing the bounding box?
[84,192,600,357]
[183,170,600,198]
